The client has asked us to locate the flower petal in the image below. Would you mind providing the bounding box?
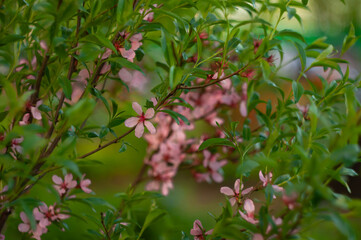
[124,117,139,128]
[244,199,255,215]
[20,212,29,223]
[132,102,143,115]
[64,174,73,184]
[212,172,223,183]
[18,223,30,233]
[259,170,265,182]
[220,187,234,196]
[144,121,156,134]
[31,107,42,120]
[120,48,136,61]
[240,100,247,117]
[33,208,43,220]
[52,175,63,185]
[241,187,253,195]
[135,123,144,138]
[229,197,237,206]
[234,179,240,194]
[144,108,155,118]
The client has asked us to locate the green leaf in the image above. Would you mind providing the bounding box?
[82,34,117,53]
[341,24,360,56]
[276,29,305,43]
[0,111,9,122]
[315,45,333,61]
[329,213,356,240]
[59,76,73,99]
[287,7,296,20]
[196,32,202,63]
[0,34,25,46]
[294,42,306,71]
[331,145,360,167]
[243,125,251,141]
[58,159,82,178]
[292,81,304,103]
[90,88,111,117]
[138,208,167,240]
[116,0,125,24]
[302,0,308,5]
[108,117,126,128]
[274,174,291,185]
[108,57,144,75]
[160,109,190,125]
[198,138,234,151]
[65,98,96,126]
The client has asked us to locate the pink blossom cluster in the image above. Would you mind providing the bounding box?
[114,32,143,62]
[52,173,92,197]
[141,70,255,196]
[17,173,92,239]
[18,203,69,240]
[217,172,299,239]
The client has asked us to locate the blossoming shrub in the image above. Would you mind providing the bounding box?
[0,0,360,239]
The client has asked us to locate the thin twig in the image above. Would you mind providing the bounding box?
[100,212,111,240]
[78,127,135,159]
[46,12,81,139]
[179,63,251,90]
[30,51,50,104]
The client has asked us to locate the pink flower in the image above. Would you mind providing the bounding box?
[265,55,276,66]
[19,113,30,126]
[124,102,156,138]
[202,150,227,183]
[34,203,69,227]
[11,137,23,153]
[18,212,31,233]
[266,216,283,234]
[140,4,157,22]
[241,68,256,79]
[296,103,309,119]
[282,191,298,210]
[220,179,253,206]
[30,101,42,120]
[0,234,4,240]
[18,211,48,240]
[52,174,77,196]
[146,162,176,196]
[259,171,272,187]
[259,171,283,197]
[118,68,148,92]
[190,219,213,240]
[79,174,92,193]
[239,199,258,225]
[115,32,143,62]
[253,39,262,53]
[240,83,248,117]
[252,234,264,240]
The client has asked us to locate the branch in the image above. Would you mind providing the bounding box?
[78,127,135,159]
[46,11,81,140]
[179,63,251,90]
[30,51,50,104]
[100,212,111,240]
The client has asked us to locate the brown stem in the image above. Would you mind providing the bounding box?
[30,51,50,104]
[0,208,12,233]
[46,12,81,139]
[100,212,111,240]
[78,127,135,159]
[179,63,251,90]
